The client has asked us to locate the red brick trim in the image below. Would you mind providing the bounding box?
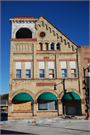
[58,99,62,104]
[81,99,85,104]
[13,59,33,62]
[36,82,56,86]
[12,111,33,113]
[10,38,37,41]
[44,57,49,59]
[58,114,62,116]
[84,57,90,60]
[33,115,37,116]
[37,111,58,112]
[13,53,33,55]
[37,59,55,61]
[12,78,79,81]
[82,114,86,116]
[59,59,77,61]
[8,115,11,117]
[33,100,37,104]
[36,52,77,54]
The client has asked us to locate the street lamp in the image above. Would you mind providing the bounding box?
[54,79,66,94]
[83,65,90,119]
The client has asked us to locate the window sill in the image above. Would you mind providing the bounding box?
[37,111,58,112]
[12,111,33,113]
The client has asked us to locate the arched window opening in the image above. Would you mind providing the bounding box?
[44,42,48,50]
[56,43,60,50]
[16,28,32,38]
[50,43,54,50]
[12,93,33,111]
[37,92,58,110]
[38,43,43,50]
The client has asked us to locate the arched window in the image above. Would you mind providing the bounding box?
[44,42,48,50]
[38,43,43,50]
[56,42,60,50]
[50,42,54,50]
[16,28,32,38]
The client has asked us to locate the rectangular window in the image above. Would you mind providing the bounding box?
[70,61,77,78]
[39,62,45,78]
[25,62,31,79]
[16,62,22,78]
[16,70,21,78]
[61,61,67,78]
[48,62,54,78]
[38,101,57,110]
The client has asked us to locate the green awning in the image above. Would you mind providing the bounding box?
[38,92,57,100]
[13,93,33,101]
[62,92,80,100]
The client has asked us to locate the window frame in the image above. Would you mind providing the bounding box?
[48,69,55,79]
[39,69,45,79]
[25,69,31,79]
[61,61,67,78]
[16,69,21,79]
[15,62,22,79]
[50,42,54,50]
[56,42,60,50]
[70,61,77,78]
[39,62,45,79]
[38,42,43,51]
[44,42,48,51]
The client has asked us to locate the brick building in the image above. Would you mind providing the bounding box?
[8,15,86,120]
[80,46,90,116]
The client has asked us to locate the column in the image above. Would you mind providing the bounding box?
[45,61,48,79]
[8,100,13,121]
[22,62,25,78]
[81,99,86,116]
[58,99,63,116]
[33,100,37,116]
[67,61,71,78]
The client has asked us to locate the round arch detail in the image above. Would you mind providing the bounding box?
[11,89,35,101]
[35,89,59,100]
[59,89,81,99]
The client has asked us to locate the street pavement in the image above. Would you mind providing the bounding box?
[1,120,90,135]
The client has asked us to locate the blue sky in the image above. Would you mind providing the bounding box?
[1,1,89,95]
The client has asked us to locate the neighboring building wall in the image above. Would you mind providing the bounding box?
[80,46,90,116]
[8,15,86,120]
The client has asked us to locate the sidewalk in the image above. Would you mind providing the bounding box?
[0,115,89,125]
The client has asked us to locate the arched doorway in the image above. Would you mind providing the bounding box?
[16,28,32,38]
[62,92,81,115]
[37,92,58,110]
[12,92,33,111]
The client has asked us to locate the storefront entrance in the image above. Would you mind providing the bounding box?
[62,92,81,115]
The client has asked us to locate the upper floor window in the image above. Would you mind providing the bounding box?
[39,62,45,78]
[25,62,31,79]
[56,43,60,50]
[16,62,22,78]
[44,42,48,50]
[38,43,43,50]
[70,61,77,78]
[50,43,54,50]
[48,62,55,78]
[61,61,67,78]
[16,28,32,38]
